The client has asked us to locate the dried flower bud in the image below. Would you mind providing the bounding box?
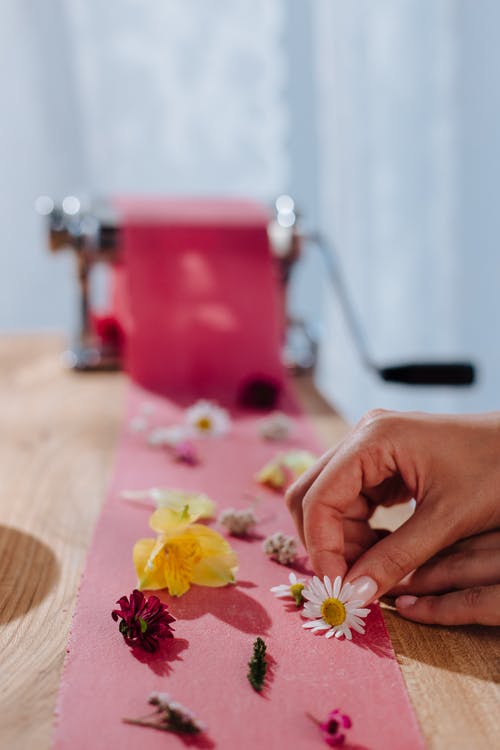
[219,508,257,537]
[263,531,298,565]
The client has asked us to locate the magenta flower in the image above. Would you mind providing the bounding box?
[112,590,175,652]
[172,439,199,466]
[319,709,352,747]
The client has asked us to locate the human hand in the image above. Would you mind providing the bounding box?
[390,529,500,625]
[286,410,500,624]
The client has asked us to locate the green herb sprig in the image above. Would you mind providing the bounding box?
[247,637,267,692]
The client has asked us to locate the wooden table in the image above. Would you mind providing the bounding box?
[0,335,498,750]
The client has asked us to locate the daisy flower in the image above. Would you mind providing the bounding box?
[184,400,230,437]
[270,571,306,606]
[302,576,370,640]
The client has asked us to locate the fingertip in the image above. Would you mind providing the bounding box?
[395,595,418,610]
[309,549,347,582]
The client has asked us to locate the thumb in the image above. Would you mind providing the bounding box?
[345,500,460,604]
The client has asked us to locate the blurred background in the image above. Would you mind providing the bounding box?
[1,0,499,422]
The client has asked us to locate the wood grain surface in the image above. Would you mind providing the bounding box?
[0,335,498,750]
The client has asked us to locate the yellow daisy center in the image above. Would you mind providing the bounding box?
[290,582,304,606]
[321,597,346,626]
[196,416,213,432]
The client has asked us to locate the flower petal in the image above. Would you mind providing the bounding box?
[149,507,193,534]
[333,576,342,599]
[133,538,166,590]
[152,490,215,519]
[188,525,238,588]
[324,575,333,597]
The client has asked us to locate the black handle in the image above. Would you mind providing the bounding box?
[379,363,475,386]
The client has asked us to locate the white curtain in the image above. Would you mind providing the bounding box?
[313,0,500,420]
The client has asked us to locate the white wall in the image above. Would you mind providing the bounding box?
[313,0,500,421]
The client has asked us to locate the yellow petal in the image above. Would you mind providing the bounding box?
[188,525,238,587]
[154,489,216,520]
[149,507,192,535]
[133,537,167,590]
[282,450,317,477]
[255,460,287,489]
[161,534,202,597]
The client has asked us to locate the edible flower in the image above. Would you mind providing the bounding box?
[302,576,370,640]
[219,507,257,537]
[263,531,298,565]
[185,399,230,437]
[123,692,206,735]
[121,488,215,519]
[270,571,306,606]
[258,411,292,441]
[308,709,353,747]
[112,589,175,652]
[133,505,238,597]
[148,425,190,447]
[256,450,317,490]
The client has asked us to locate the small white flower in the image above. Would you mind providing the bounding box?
[219,508,257,537]
[263,531,298,565]
[129,415,148,433]
[185,400,230,437]
[148,425,191,447]
[270,571,306,606]
[301,575,370,640]
[258,412,292,441]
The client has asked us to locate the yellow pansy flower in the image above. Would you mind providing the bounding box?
[133,506,238,597]
[256,450,317,490]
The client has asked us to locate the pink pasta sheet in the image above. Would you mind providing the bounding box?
[52,385,425,750]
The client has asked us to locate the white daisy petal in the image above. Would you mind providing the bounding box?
[351,621,366,634]
[339,581,354,600]
[302,605,321,619]
[333,576,342,598]
[288,572,298,585]
[354,607,371,617]
[302,589,325,607]
[334,629,344,638]
[303,619,329,630]
[311,576,325,594]
[323,575,333,597]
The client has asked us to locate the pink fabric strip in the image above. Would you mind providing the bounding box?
[52,384,425,750]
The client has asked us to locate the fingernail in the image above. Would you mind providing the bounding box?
[396,595,418,609]
[349,576,378,604]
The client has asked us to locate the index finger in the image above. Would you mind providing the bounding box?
[303,449,364,579]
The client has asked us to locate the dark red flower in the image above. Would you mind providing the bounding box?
[112,590,175,652]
